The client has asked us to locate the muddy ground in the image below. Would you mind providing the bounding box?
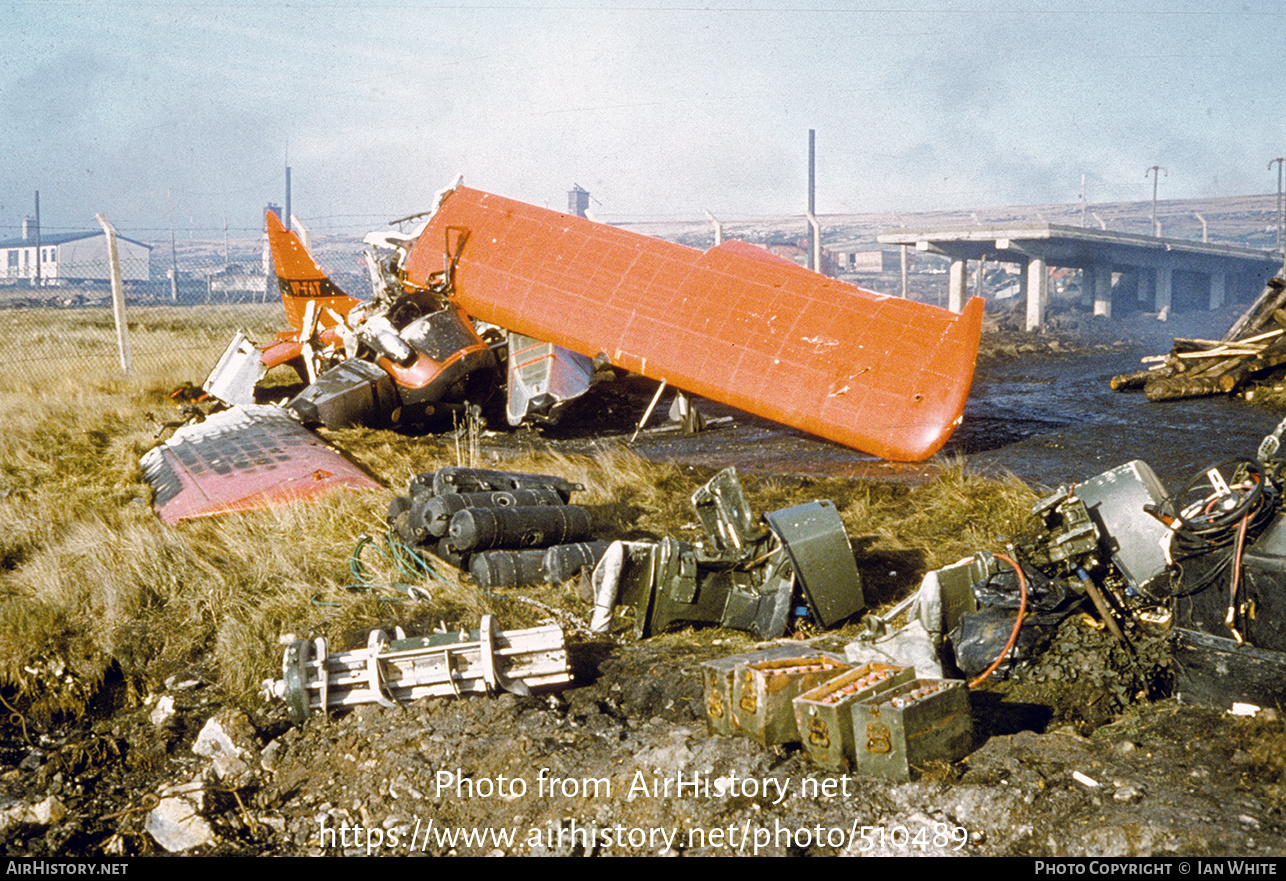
[5,311,1286,858]
[3,622,1286,857]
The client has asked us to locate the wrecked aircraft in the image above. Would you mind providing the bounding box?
[205,181,982,459]
[146,182,982,522]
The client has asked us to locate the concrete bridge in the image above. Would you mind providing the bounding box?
[877,223,1282,330]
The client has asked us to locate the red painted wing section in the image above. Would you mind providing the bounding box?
[140,405,381,524]
[402,186,983,461]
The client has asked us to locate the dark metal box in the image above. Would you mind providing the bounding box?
[730,656,852,746]
[850,678,972,781]
[791,663,915,771]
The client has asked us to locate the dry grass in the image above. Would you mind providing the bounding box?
[0,306,1042,720]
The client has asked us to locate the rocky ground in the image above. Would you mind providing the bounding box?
[2,609,1285,857]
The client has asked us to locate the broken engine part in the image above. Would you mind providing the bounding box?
[268,615,571,723]
[596,467,863,639]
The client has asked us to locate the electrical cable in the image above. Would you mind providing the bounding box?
[968,552,1028,689]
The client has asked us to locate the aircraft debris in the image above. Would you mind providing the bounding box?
[266,615,571,722]
[202,181,981,458]
[591,467,865,639]
[1112,275,1286,401]
[401,183,984,461]
[383,466,605,592]
[139,404,381,524]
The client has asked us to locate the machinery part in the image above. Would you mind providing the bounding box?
[414,489,567,539]
[470,549,548,590]
[1025,487,1100,571]
[542,541,610,583]
[1073,459,1171,593]
[446,504,594,553]
[288,358,400,428]
[1258,414,1286,462]
[1171,458,1266,536]
[432,466,582,501]
[716,549,796,639]
[691,467,765,555]
[269,615,572,722]
[765,500,865,627]
[356,314,415,366]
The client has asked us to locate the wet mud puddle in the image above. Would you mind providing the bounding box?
[599,349,1281,492]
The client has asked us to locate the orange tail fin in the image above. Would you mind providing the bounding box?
[265,210,363,331]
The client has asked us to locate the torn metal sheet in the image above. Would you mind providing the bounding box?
[140,404,381,524]
[402,185,984,462]
[269,616,571,722]
[505,332,595,425]
[202,331,265,407]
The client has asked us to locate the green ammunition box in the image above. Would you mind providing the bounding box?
[851,678,973,782]
[791,663,915,771]
[731,656,851,746]
[701,646,833,736]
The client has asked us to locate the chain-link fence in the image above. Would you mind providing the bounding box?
[0,222,368,392]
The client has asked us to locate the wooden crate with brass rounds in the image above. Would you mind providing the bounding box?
[730,656,852,746]
[850,678,972,781]
[701,646,839,737]
[791,663,915,771]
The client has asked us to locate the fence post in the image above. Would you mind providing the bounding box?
[94,214,133,376]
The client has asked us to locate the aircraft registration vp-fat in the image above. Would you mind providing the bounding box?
[402,184,984,462]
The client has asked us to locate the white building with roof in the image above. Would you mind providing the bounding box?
[0,221,152,284]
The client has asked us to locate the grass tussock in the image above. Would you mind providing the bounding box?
[0,307,1044,720]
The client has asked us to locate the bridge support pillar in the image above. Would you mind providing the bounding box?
[1210,272,1226,309]
[948,257,967,313]
[1092,264,1113,318]
[1156,266,1173,314]
[1026,256,1047,331]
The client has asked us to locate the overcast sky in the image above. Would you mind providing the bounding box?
[3,1,1285,240]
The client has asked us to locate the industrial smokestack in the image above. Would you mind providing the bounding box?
[34,191,40,283]
[807,129,816,270]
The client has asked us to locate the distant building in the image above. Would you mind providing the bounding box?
[568,185,590,218]
[0,226,152,284]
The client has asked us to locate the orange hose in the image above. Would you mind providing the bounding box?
[967,552,1028,689]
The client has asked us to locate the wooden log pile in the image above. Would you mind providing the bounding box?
[1111,277,1286,402]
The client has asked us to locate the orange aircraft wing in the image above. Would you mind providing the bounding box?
[402,186,983,462]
